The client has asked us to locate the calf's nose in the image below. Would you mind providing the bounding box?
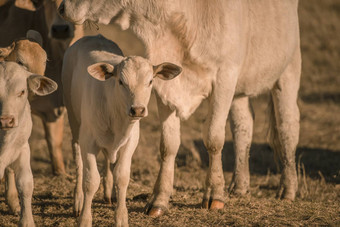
[129,106,146,118]
[58,2,65,16]
[0,115,15,129]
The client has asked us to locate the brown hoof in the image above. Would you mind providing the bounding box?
[147,207,165,217]
[210,200,224,210]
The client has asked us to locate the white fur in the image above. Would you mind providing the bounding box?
[61,0,301,210]
[0,62,57,226]
[62,35,180,226]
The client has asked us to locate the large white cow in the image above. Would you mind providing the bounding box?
[59,0,301,216]
[0,61,57,226]
[62,35,181,226]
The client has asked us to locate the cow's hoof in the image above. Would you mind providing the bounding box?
[210,200,224,210]
[146,206,166,217]
[202,198,224,210]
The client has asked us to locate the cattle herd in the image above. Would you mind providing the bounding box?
[0,0,302,226]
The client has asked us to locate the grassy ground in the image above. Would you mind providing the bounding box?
[1,0,340,226]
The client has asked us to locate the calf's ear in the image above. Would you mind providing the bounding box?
[27,75,58,96]
[26,30,43,47]
[153,62,182,80]
[87,62,116,81]
[0,43,15,61]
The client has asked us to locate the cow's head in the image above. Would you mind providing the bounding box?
[44,0,74,40]
[0,62,57,130]
[87,56,182,119]
[0,30,47,75]
[58,0,127,26]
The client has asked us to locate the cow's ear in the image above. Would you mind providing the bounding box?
[87,62,116,81]
[153,63,182,80]
[26,30,43,47]
[27,75,58,96]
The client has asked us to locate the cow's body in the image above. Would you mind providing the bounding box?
[60,0,301,216]
[62,35,181,226]
[0,61,57,226]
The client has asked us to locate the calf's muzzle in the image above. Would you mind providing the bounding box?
[0,115,15,129]
[129,106,146,118]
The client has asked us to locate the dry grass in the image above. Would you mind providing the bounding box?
[1,0,340,226]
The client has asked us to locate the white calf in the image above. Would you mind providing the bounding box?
[62,35,181,226]
[0,61,57,226]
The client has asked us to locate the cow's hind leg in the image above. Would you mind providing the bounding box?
[228,97,254,196]
[43,113,66,175]
[5,167,20,215]
[269,51,301,200]
[202,66,238,209]
[146,96,181,217]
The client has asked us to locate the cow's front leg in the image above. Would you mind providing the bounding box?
[146,96,181,217]
[43,113,66,175]
[228,97,254,196]
[5,167,20,215]
[13,144,35,227]
[202,67,238,209]
[78,135,100,227]
[113,129,138,227]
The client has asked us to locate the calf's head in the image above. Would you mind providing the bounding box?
[0,30,47,75]
[0,62,57,130]
[88,56,182,119]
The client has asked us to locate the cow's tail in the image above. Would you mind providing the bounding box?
[267,95,282,172]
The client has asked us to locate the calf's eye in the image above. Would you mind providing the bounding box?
[18,90,25,97]
[119,79,123,85]
[17,61,24,66]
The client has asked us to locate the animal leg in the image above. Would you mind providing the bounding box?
[113,129,138,227]
[43,114,66,175]
[270,50,301,200]
[78,135,100,227]
[228,97,254,196]
[5,167,20,215]
[13,144,35,227]
[202,67,238,209]
[73,142,83,217]
[146,96,181,217]
[103,151,114,204]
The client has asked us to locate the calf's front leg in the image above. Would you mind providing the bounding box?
[5,167,20,215]
[12,144,35,227]
[78,135,100,227]
[113,128,139,227]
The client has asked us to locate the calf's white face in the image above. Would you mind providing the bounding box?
[0,62,57,130]
[87,56,182,119]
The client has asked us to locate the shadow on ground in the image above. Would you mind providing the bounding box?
[193,140,340,183]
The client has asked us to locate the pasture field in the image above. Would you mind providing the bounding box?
[1,0,339,226]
